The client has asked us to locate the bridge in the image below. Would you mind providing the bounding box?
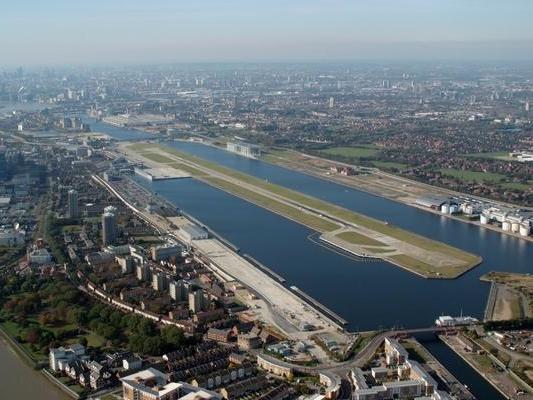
[258,324,477,376]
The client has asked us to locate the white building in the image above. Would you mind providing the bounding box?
[151,243,182,262]
[180,224,208,242]
[152,272,168,291]
[121,368,220,400]
[102,211,117,246]
[385,338,408,366]
[435,315,478,327]
[188,290,205,313]
[169,280,188,301]
[122,355,143,371]
[352,343,444,400]
[226,141,261,159]
[49,344,87,371]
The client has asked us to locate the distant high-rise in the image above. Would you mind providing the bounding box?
[329,97,334,109]
[136,264,151,281]
[67,189,79,219]
[102,207,117,246]
[152,272,168,291]
[188,290,204,313]
[526,101,530,112]
[169,280,188,301]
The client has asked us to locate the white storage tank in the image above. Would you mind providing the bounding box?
[449,204,459,214]
[520,224,531,237]
[480,214,489,224]
[441,203,450,214]
[502,220,511,231]
[511,222,520,233]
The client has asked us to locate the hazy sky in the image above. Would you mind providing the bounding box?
[2,0,533,65]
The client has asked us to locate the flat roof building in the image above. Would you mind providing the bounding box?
[226,141,261,159]
[121,368,221,400]
[180,224,208,242]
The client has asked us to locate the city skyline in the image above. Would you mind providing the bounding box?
[2,0,533,65]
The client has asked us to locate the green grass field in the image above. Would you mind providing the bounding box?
[464,151,512,161]
[335,231,385,247]
[500,182,532,191]
[140,152,175,163]
[371,161,408,170]
[439,168,506,183]
[320,145,379,159]
[61,225,81,234]
[388,254,443,276]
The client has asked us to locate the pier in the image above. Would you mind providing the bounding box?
[289,285,348,328]
[242,254,286,283]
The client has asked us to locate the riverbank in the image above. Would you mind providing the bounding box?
[123,141,482,279]
[440,333,533,400]
[0,327,71,400]
[0,321,40,368]
[481,272,533,320]
[403,337,476,399]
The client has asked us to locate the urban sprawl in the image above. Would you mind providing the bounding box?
[0,64,532,400]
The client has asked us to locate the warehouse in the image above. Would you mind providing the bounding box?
[414,195,450,210]
[180,224,209,241]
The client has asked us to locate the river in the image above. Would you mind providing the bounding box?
[0,338,69,399]
[421,336,507,400]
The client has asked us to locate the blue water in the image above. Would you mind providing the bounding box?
[422,337,506,400]
[108,135,532,330]
[84,117,153,141]
[96,123,520,397]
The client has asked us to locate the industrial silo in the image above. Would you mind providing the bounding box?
[502,220,511,231]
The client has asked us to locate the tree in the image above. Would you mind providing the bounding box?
[161,325,185,350]
[25,327,41,345]
[143,336,163,356]
[137,319,156,336]
[128,334,144,353]
[67,307,87,326]
[109,311,123,328]
[125,315,142,332]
